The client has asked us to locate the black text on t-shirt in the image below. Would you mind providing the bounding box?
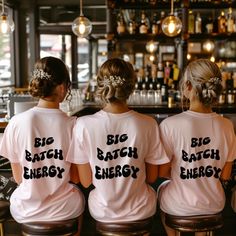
[95,134,140,180]
[23,137,65,180]
[180,136,221,180]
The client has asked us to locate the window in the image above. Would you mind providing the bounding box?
[0,6,15,87]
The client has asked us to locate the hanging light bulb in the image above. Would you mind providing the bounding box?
[146,41,158,53]
[0,0,15,34]
[72,0,92,38]
[203,40,215,52]
[162,0,182,37]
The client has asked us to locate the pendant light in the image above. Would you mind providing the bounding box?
[161,0,182,37]
[0,0,15,34]
[72,0,92,38]
[146,41,158,54]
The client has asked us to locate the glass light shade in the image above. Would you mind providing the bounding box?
[146,41,158,53]
[72,16,92,38]
[0,14,15,34]
[162,15,182,37]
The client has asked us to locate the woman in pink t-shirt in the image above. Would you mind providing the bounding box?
[158,59,236,236]
[0,57,84,235]
[67,58,169,227]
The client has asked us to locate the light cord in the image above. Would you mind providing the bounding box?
[80,0,83,16]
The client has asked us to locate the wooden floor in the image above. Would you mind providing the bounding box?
[3,187,236,236]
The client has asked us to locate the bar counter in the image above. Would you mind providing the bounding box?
[73,103,236,117]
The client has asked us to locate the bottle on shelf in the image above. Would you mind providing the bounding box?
[161,83,168,103]
[139,11,149,34]
[128,19,136,34]
[205,16,214,34]
[227,7,235,33]
[156,62,164,86]
[195,12,202,34]
[158,11,165,34]
[136,76,143,90]
[218,11,226,33]
[188,10,195,34]
[151,12,159,35]
[117,10,126,35]
[128,10,136,35]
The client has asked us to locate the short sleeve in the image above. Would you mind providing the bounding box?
[66,119,90,164]
[0,121,18,163]
[159,120,174,161]
[226,122,236,163]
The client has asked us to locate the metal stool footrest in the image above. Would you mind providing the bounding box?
[165,212,223,233]
[96,217,153,236]
[21,217,79,236]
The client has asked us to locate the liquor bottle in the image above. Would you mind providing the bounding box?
[128,19,136,34]
[205,16,213,34]
[117,11,126,35]
[188,10,195,34]
[158,11,165,34]
[139,11,149,34]
[195,12,202,34]
[156,62,164,86]
[218,11,226,33]
[128,10,136,35]
[227,8,234,33]
[151,12,159,35]
[164,62,171,86]
[136,76,143,90]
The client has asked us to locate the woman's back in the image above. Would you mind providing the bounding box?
[159,110,235,216]
[0,57,85,224]
[69,109,168,222]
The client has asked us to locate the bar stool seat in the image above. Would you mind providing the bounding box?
[164,212,223,235]
[21,217,80,236]
[0,201,11,236]
[96,217,153,236]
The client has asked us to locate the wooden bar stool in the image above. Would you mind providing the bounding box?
[96,217,153,236]
[21,215,82,236]
[0,201,10,236]
[164,212,223,236]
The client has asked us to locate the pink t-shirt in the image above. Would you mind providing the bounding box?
[159,110,236,216]
[66,110,169,223]
[0,107,85,223]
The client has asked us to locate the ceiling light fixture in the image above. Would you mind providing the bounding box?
[161,0,182,37]
[72,0,92,38]
[0,0,15,34]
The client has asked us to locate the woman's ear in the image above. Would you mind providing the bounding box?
[185,80,192,90]
[183,80,192,99]
[57,84,67,101]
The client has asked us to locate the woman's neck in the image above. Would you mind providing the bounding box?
[189,100,212,113]
[37,98,60,109]
[103,101,130,114]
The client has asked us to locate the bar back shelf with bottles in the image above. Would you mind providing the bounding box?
[105,0,236,109]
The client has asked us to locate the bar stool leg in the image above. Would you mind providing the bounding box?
[0,223,4,236]
[175,231,181,236]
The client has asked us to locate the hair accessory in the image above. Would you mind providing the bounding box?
[202,88,217,98]
[209,77,221,85]
[32,69,51,80]
[103,75,125,87]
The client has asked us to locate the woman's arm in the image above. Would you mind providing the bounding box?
[158,162,171,179]
[70,164,80,184]
[77,163,92,188]
[220,161,233,181]
[146,163,158,184]
[10,163,22,185]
